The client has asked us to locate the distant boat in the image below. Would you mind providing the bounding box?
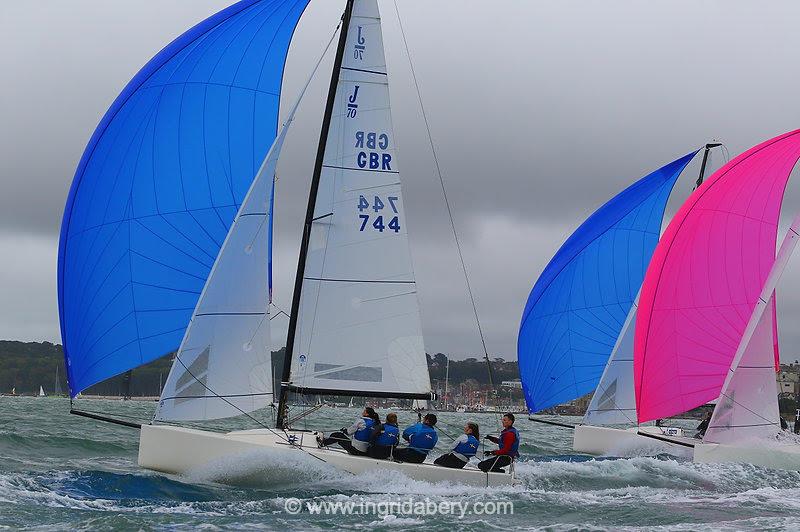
[38,386,45,397]
[518,147,716,456]
[54,364,64,396]
[634,129,800,468]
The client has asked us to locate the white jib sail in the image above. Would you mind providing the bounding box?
[703,214,800,444]
[289,0,431,397]
[583,297,639,426]
[154,135,281,421]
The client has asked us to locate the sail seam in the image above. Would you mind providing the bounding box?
[304,277,414,284]
[322,164,399,174]
[195,312,266,317]
[341,66,387,76]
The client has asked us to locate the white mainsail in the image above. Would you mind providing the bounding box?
[154,120,288,422]
[583,299,638,426]
[39,386,45,397]
[289,0,430,397]
[702,214,800,444]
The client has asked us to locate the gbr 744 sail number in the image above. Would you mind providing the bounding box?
[358,195,400,233]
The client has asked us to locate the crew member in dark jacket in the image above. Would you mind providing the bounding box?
[369,413,400,459]
[478,413,519,473]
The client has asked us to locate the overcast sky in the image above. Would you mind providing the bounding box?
[1,0,800,360]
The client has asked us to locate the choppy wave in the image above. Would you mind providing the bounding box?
[5,397,800,529]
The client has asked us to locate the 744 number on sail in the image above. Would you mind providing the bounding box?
[358,195,400,233]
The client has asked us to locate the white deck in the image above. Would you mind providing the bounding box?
[138,424,520,487]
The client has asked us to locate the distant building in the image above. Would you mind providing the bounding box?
[777,371,799,396]
[501,379,522,389]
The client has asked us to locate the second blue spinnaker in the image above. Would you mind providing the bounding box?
[518,152,697,413]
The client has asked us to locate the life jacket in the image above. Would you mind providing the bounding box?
[407,423,438,454]
[452,434,480,461]
[500,426,520,457]
[375,423,399,447]
[353,417,375,443]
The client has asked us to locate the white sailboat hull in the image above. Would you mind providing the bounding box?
[138,424,519,487]
[694,441,800,470]
[572,424,694,457]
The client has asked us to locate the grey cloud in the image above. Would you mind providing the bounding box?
[2,0,800,359]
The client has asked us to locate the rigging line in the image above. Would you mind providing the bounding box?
[243,20,344,252]
[270,309,291,321]
[391,0,497,397]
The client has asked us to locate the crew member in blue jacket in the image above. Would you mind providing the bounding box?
[369,412,400,459]
[394,413,438,463]
[434,422,480,469]
[319,407,378,456]
[478,413,519,472]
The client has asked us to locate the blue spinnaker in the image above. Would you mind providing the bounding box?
[58,0,310,397]
[517,152,697,413]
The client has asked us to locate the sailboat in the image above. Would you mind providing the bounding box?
[38,386,45,397]
[59,0,517,487]
[635,129,800,468]
[54,364,64,397]
[518,148,717,456]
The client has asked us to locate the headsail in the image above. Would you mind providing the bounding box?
[635,129,800,423]
[704,213,800,443]
[154,116,288,421]
[58,0,309,396]
[286,0,431,398]
[517,153,696,413]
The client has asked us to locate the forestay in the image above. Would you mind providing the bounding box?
[57,0,309,396]
[289,0,431,397]
[517,153,696,413]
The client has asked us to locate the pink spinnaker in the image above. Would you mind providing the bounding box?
[634,129,800,423]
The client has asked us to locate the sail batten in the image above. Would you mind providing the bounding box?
[518,153,697,414]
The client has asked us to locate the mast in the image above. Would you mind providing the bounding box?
[695,142,722,188]
[444,356,450,410]
[277,0,356,429]
[121,369,133,400]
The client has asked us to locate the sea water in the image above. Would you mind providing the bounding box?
[1,396,799,530]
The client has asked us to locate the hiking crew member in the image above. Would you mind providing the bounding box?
[434,422,480,469]
[369,413,400,459]
[394,413,438,463]
[319,407,377,456]
[695,410,712,439]
[478,413,519,473]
